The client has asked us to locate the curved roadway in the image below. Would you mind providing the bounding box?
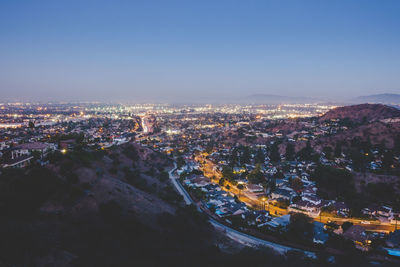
[168,164,316,258]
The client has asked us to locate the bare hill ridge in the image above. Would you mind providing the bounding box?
[319,103,400,123]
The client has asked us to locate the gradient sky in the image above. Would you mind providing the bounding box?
[1,0,400,102]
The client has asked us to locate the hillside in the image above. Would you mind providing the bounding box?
[272,104,400,167]
[319,103,400,123]
[40,143,179,221]
[0,144,217,266]
[0,143,334,267]
[313,120,400,151]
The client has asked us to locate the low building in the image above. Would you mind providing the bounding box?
[343,225,371,251]
[265,214,291,231]
[288,199,322,218]
[246,184,264,193]
[12,142,52,159]
[334,202,350,217]
[377,206,394,222]
[270,188,296,201]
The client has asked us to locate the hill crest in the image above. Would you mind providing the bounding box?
[319,103,400,122]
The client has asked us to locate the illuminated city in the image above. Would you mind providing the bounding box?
[1,1,400,266]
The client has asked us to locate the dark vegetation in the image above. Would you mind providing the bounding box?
[312,165,400,213]
[311,165,355,202]
[0,168,391,267]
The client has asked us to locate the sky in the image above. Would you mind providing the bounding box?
[0,0,400,103]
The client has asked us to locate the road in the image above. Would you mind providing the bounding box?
[168,163,316,258]
[208,219,316,257]
[168,163,192,205]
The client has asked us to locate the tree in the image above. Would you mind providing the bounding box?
[28,121,35,129]
[287,213,313,241]
[285,143,295,161]
[290,177,304,193]
[269,143,281,163]
[311,165,356,202]
[268,179,276,191]
[237,128,245,138]
[341,221,353,232]
[240,146,251,165]
[158,185,183,204]
[276,199,290,209]
[334,142,342,158]
[394,134,400,154]
[366,182,397,204]
[158,171,169,182]
[382,150,394,171]
[205,143,214,154]
[247,164,264,184]
[254,148,265,164]
[237,183,245,198]
[176,156,185,168]
[221,166,234,182]
[350,149,366,172]
[297,140,313,161]
[274,170,284,179]
[123,145,139,161]
[322,146,333,160]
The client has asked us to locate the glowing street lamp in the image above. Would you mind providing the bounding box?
[261,197,266,211]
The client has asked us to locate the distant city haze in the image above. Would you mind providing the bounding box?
[1,0,400,103]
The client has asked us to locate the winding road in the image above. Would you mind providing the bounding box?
[168,164,316,258]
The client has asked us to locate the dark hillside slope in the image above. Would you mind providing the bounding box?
[319,103,400,123]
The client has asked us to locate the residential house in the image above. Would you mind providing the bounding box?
[343,225,371,251]
[288,199,322,218]
[270,188,296,201]
[377,206,394,222]
[333,202,350,217]
[265,214,291,231]
[12,142,52,159]
[246,184,264,193]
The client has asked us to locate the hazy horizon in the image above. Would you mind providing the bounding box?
[1,0,400,102]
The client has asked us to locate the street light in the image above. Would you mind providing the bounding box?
[261,197,266,211]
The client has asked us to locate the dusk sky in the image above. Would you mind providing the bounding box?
[1,0,400,102]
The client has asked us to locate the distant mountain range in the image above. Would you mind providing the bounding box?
[166,93,400,105]
[242,93,400,105]
[353,93,400,104]
[242,94,319,104]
